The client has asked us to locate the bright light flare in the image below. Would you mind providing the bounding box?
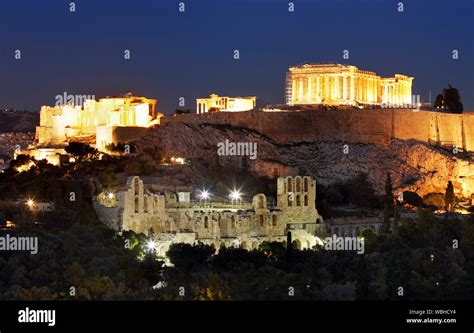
[200,189,210,200]
[145,240,156,252]
[229,189,241,201]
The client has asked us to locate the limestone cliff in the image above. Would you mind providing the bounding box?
[134,121,474,198]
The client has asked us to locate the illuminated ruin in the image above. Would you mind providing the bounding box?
[94,176,326,255]
[35,95,160,150]
[196,94,256,113]
[285,63,413,107]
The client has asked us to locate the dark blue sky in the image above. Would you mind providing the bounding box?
[1,0,473,114]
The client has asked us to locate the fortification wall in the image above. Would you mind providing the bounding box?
[162,109,474,152]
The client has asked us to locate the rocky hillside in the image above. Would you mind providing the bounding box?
[134,121,474,198]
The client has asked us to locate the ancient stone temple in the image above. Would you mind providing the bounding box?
[94,176,326,256]
[285,63,413,107]
[35,95,159,150]
[196,94,257,113]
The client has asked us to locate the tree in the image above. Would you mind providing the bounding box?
[286,231,292,261]
[435,85,463,114]
[383,172,394,233]
[348,173,379,209]
[166,243,215,272]
[105,142,134,155]
[402,191,423,208]
[258,241,286,260]
[99,170,120,189]
[65,142,99,163]
[355,257,369,300]
[175,109,191,115]
[444,181,455,213]
[8,154,35,172]
[443,85,463,114]
[423,193,445,210]
[433,94,444,108]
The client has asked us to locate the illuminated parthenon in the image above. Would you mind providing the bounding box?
[285,63,413,107]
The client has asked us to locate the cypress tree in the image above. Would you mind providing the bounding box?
[383,172,394,233]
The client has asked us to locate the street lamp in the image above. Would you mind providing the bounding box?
[200,189,210,200]
[199,189,210,206]
[229,189,241,207]
[26,199,35,209]
[145,240,156,253]
[107,192,115,200]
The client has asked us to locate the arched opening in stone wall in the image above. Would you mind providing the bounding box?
[231,215,236,228]
[134,177,140,196]
[296,177,301,192]
[134,196,139,213]
[287,178,292,193]
[304,195,308,206]
[296,195,301,206]
[204,216,209,228]
[272,215,277,226]
[304,177,309,192]
[291,240,301,250]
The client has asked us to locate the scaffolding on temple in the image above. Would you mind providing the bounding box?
[285,71,293,106]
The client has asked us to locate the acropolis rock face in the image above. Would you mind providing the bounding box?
[135,111,474,198]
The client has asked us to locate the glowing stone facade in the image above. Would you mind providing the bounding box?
[196,94,256,114]
[285,63,413,107]
[94,176,326,255]
[35,95,158,147]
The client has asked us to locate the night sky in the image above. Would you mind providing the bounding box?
[1,0,473,114]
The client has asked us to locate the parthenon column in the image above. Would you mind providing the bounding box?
[395,85,398,105]
[342,75,347,101]
[350,76,355,102]
[360,77,365,103]
[298,78,303,102]
[291,79,296,104]
[370,78,374,103]
[367,78,371,103]
[325,75,329,101]
[357,77,361,101]
[366,78,370,102]
[316,75,321,102]
[361,78,365,102]
[372,79,376,103]
[373,79,378,103]
[334,75,339,100]
[307,77,312,103]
